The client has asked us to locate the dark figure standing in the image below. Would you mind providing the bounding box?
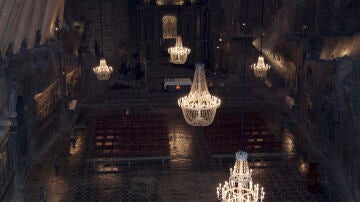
[53,158,60,176]
[94,40,100,57]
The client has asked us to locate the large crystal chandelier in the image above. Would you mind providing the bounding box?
[251,55,270,79]
[251,0,270,79]
[217,151,265,202]
[93,58,113,80]
[178,63,221,126]
[168,36,191,64]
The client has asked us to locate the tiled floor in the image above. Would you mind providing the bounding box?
[23,107,340,202]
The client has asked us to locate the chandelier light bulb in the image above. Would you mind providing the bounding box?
[251,55,270,79]
[178,63,221,126]
[217,151,265,202]
[168,36,191,64]
[93,58,113,80]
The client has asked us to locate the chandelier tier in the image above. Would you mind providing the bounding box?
[93,58,113,80]
[251,55,270,79]
[168,36,191,64]
[217,151,265,202]
[178,63,221,127]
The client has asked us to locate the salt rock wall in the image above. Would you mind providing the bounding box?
[0,0,65,55]
[320,33,360,60]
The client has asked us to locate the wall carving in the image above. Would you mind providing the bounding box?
[162,15,177,39]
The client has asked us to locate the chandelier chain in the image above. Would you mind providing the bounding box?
[99,0,104,57]
[260,0,264,55]
[240,0,250,150]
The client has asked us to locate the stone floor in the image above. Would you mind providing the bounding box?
[22,107,341,202]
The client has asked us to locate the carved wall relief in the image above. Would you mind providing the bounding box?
[162,15,177,39]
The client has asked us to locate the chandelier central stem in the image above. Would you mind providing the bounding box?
[197,66,201,93]
[260,0,264,55]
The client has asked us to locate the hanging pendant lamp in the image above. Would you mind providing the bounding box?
[251,0,270,79]
[251,55,270,78]
[178,63,221,127]
[168,36,191,64]
[93,0,113,80]
[93,58,113,80]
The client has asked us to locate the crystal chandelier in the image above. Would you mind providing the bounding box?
[168,36,191,64]
[251,55,270,78]
[0,152,6,172]
[93,58,113,80]
[251,0,270,79]
[178,63,221,126]
[217,151,265,202]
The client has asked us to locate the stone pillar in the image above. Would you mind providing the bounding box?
[8,114,22,189]
[6,67,23,190]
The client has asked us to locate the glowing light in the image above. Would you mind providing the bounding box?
[93,58,113,80]
[283,132,295,153]
[168,36,191,64]
[178,63,221,127]
[157,0,184,5]
[69,135,82,155]
[299,158,309,175]
[251,56,270,78]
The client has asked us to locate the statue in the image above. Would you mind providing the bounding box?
[35,29,41,47]
[20,38,28,52]
[5,43,13,57]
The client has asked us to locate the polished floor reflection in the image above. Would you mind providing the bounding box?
[23,108,340,202]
